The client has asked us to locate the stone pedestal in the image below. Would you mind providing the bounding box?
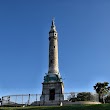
[40,81,64,104]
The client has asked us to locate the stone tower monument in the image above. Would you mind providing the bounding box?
[40,19,64,104]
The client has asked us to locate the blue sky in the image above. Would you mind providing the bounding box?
[0,0,110,97]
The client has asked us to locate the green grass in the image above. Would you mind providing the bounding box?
[1,104,110,110]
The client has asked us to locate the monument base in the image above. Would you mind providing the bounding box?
[40,81,64,103]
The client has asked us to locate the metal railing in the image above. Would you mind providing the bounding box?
[1,92,99,106]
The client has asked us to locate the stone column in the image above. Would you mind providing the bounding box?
[48,19,59,74]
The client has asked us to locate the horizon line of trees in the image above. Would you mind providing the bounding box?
[68,82,110,103]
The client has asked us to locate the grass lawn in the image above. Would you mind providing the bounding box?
[0,104,110,110]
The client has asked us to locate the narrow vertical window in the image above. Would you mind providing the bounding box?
[51,60,52,63]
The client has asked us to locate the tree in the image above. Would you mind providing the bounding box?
[77,92,92,101]
[93,82,110,103]
[105,95,110,103]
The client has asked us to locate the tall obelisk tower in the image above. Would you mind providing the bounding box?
[48,19,59,74]
[40,19,64,104]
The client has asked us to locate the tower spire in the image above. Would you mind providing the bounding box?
[52,17,55,26]
[50,18,57,32]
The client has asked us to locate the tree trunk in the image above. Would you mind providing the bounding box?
[103,96,105,104]
[99,94,101,102]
